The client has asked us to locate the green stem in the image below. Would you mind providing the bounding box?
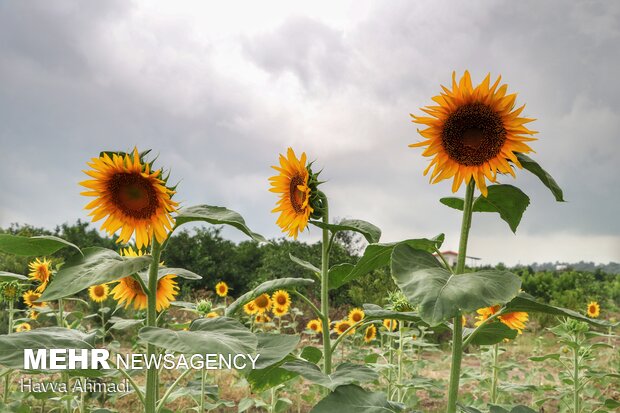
[397,321,404,402]
[8,300,14,334]
[200,367,206,413]
[100,303,105,347]
[292,291,321,319]
[58,298,64,327]
[387,335,394,399]
[65,373,72,413]
[319,196,332,375]
[490,344,499,404]
[156,368,193,412]
[3,301,14,403]
[446,179,475,413]
[145,239,162,413]
[573,347,580,413]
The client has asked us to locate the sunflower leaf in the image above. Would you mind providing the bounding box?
[463,322,518,346]
[0,234,81,256]
[157,267,202,280]
[309,219,381,244]
[0,271,28,281]
[175,205,267,243]
[247,345,322,392]
[289,253,320,275]
[391,244,521,325]
[310,385,404,413]
[515,153,565,202]
[328,263,354,290]
[39,247,152,302]
[281,361,378,391]
[225,278,314,316]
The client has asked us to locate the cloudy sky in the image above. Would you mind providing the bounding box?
[1,0,618,266]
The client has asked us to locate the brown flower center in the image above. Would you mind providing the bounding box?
[255,295,269,308]
[442,103,506,166]
[108,172,159,219]
[125,277,143,293]
[277,296,287,305]
[289,175,306,213]
[93,285,105,297]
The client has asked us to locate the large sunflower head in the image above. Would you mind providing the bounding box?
[23,290,45,308]
[88,284,110,303]
[28,258,52,292]
[474,305,501,326]
[348,308,365,324]
[410,71,537,196]
[253,293,272,314]
[334,320,355,336]
[80,148,178,249]
[586,301,600,318]
[306,318,322,334]
[364,325,377,343]
[499,311,528,334]
[243,301,258,315]
[269,148,325,239]
[215,281,229,298]
[272,290,291,311]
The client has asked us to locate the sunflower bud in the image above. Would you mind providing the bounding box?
[196,299,213,317]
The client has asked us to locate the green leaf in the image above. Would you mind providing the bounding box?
[488,407,509,413]
[157,267,202,280]
[174,205,267,242]
[247,345,321,392]
[336,234,445,287]
[108,317,144,331]
[458,406,483,413]
[391,244,521,325]
[362,304,423,323]
[40,247,152,302]
[503,293,617,327]
[0,271,28,281]
[328,263,354,290]
[528,353,561,362]
[289,254,320,274]
[0,327,96,369]
[604,399,620,409]
[0,234,81,256]
[515,153,565,202]
[442,185,530,233]
[253,334,300,369]
[226,278,314,316]
[309,219,381,244]
[464,322,518,346]
[282,361,378,391]
[473,185,530,233]
[139,317,257,359]
[310,384,403,413]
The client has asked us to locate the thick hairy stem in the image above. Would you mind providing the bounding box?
[319,196,332,375]
[446,179,475,413]
[397,321,405,402]
[491,344,499,404]
[145,239,162,413]
[573,347,580,413]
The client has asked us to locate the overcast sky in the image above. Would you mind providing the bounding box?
[1,0,619,266]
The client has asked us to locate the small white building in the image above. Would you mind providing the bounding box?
[434,251,481,268]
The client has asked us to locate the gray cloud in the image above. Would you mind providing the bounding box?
[1,0,618,265]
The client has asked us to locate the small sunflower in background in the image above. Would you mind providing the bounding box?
[206,311,219,318]
[243,301,258,315]
[255,314,271,323]
[410,71,537,196]
[88,284,109,303]
[269,147,325,239]
[306,319,322,334]
[15,323,31,333]
[272,290,291,312]
[215,281,229,298]
[23,290,45,308]
[28,258,52,293]
[80,148,178,249]
[383,319,398,331]
[364,325,377,344]
[334,320,355,336]
[253,293,272,314]
[272,306,288,318]
[348,308,365,324]
[586,301,600,318]
[29,310,39,321]
[0,281,20,302]
[475,305,528,334]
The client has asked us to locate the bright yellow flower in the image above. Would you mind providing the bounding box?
[80,148,178,249]
[334,320,355,336]
[215,281,229,297]
[306,319,322,334]
[255,314,271,323]
[475,305,528,334]
[272,306,288,317]
[364,325,377,343]
[586,301,600,318]
[410,71,537,197]
[253,294,272,314]
[23,290,45,308]
[28,258,52,292]
[272,290,291,311]
[15,323,31,333]
[383,319,397,331]
[206,311,219,318]
[269,148,313,239]
[29,310,39,320]
[348,308,365,324]
[88,284,109,303]
[243,301,258,315]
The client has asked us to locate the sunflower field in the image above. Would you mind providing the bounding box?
[0,71,618,413]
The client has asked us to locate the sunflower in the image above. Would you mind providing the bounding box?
[461,315,467,327]
[348,308,365,324]
[23,290,45,308]
[306,319,322,334]
[272,290,291,311]
[29,310,39,320]
[334,320,355,336]
[269,148,324,239]
[586,301,600,318]
[80,148,178,249]
[206,311,219,318]
[364,325,377,343]
[28,258,52,292]
[243,301,258,315]
[88,284,110,303]
[272,306,289,317]
[410,71,537,196]
[215,281,229,297]
[475,305,528,334]
[383,319,397,331]
[112,274,178,312]
[253,293,272,314]
[15,323,31,333]
[255,314,271,323]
